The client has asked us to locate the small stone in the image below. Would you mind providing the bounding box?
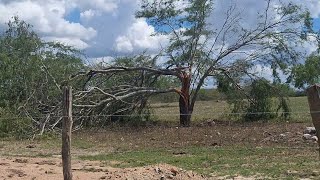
[167,175,174,179]
[303,134,313,140]
[26,144,36,148]
[304,127,316,135]
[211,142,219,146]
[287,170,299,175]
[312,170,320,176]
[160,175,165,180]
[206,120,215,126]
[14,159,28,163]
[170,168,178,176]
[154,167,161,173]
[279,134,286,138]
[311,136,318,142]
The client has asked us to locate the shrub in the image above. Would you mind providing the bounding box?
[0,108,33,139]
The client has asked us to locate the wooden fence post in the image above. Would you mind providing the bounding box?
[62,86,73,180]
[307,85,320,156]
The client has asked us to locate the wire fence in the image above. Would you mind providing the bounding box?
[0,111,317,120]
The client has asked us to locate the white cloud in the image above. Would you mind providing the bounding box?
[0,0,319,60]
[43,37,90,50]
[69,0,118,13]
[80,9,100,21]
[115,36,133,52]
[251,64,273,80]
[114,18,169,53]
[88,56,115,66]
[0,0,96,50]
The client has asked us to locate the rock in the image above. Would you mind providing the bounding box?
[26,144,36,148]
[167,175,174,179]
[160,175,165,180]
[211,142,219,146]
[312,170,320,176]
[304,127,316,135]
[154,167,161,173]
[206,120,215,126]
[279,134,286,138]
[311,136,318,142]
[13,159,28,163]
[170,168,178,176]
[287,170,299,176]
[303,134,313,140]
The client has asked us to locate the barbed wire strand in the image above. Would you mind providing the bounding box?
[0,110,316,120]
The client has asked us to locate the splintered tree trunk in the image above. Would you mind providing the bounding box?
[306,85,320,155]
[179,73,191,127]
[179,95,191,126]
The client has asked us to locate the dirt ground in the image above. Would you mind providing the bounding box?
[0,121,317,179]
[0,156,224,180]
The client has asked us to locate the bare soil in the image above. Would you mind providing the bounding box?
[0,156,212,180]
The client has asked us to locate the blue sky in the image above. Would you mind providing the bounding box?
[314,18,320,31]
[65,8,81,23]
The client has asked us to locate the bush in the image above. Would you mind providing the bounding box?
[244,79,277,121]
[0,108,33,139]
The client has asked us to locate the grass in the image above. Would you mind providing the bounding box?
[151,96,311,123]
[80,146,320,179]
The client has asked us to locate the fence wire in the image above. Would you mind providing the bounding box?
[0,111,317,120]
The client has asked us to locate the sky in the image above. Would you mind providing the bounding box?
[0,0,319,63]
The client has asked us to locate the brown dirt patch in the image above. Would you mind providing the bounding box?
[0,156,209,180]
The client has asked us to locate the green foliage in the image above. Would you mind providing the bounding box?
[218,77,291,122]
[0,108,33,139]
[290,54,320,88]
[0,16,84,135]
[244,79,276,121]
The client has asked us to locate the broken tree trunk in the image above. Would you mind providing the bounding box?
[178,72,191,127]
[306,85,320,156]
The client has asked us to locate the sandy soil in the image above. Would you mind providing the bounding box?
[0,156,209,180]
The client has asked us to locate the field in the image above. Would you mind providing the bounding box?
[151,96,311,123]
[0,97,319,179]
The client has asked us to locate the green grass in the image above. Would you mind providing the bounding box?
[80,146,320,179]
[151,96,311,123]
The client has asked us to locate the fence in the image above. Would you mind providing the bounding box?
[2,85,320,179]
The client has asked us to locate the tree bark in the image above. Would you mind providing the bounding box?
[179,72,191,127]
[62,86,73,180]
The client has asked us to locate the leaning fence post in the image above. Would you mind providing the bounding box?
[306,85,320,157]
[62,86,73,180]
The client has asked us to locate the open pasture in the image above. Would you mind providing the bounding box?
[0,97,318,179]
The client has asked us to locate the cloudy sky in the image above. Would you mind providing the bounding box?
[0,0,319,61]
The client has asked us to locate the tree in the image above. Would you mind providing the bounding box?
[71,55,179,126]
[136,0,317,125]
[290,53,320,88]
[73,0,317,126]
[0,17,84,135]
